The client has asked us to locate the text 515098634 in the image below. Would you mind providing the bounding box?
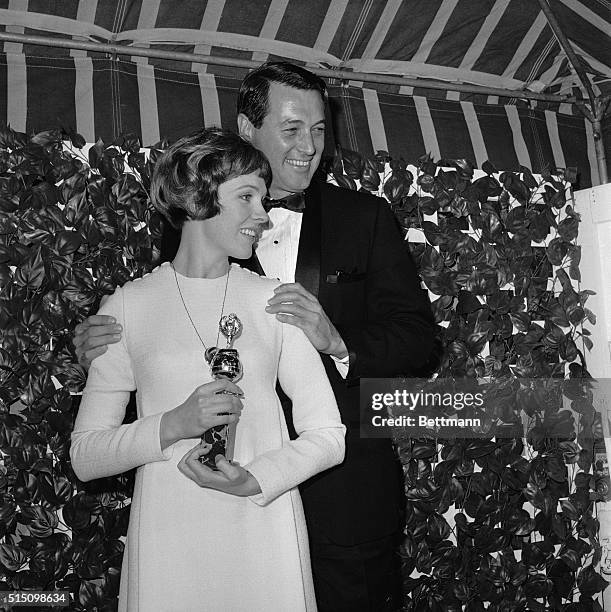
[0,592,70,607]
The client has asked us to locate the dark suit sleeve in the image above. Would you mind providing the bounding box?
[335,200,435,380]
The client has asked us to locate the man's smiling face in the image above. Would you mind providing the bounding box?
[239,82,326,199]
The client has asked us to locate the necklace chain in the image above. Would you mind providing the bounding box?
[171,262,231,352]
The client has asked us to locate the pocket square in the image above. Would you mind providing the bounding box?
[326,268,366,284]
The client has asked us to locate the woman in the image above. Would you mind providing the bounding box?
[70,128,345,612]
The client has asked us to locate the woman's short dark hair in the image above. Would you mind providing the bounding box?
[150,128,272,229]
[237,62,328,129]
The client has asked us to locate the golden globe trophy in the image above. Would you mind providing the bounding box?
[200,313,243,469]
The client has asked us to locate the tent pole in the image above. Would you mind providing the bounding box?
[593,117,608,184]
[577,97,610,185]
[0,31,575,104]
[537,0,609,183]
[593,97,610,184]
[536,0,596,108]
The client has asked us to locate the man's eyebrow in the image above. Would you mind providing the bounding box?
[281,118,326,126]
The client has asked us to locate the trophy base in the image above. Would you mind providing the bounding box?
[199,422,236,469]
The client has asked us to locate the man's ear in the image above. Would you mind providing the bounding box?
[237,113,255,142]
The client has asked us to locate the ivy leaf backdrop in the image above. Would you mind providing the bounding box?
[0,125,607,611]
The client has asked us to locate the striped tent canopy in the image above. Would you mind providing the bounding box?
[1,0,609,187]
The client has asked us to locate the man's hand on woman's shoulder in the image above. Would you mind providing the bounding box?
[265,282,348,359]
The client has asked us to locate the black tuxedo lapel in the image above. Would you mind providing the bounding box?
[231,253,265,276]
[295,182,322,297]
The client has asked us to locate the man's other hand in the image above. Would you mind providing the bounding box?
[74,315,122,368]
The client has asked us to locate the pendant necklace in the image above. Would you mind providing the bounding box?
[171,261,244,466]
[171,261,231,365]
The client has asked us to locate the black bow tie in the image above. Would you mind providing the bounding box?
[264,192,306,213]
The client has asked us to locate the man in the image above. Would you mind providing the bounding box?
[74,62,436,611]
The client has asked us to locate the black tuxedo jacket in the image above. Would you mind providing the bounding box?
[160,177,436,546]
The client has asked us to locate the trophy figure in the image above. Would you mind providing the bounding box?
[200,313,243,468]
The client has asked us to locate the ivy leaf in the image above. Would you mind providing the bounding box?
[577,565,609,597]
[481,160,496,175]
[55,363,87,392]
[411,440,437,459]
[564,244,581,282]
[543,297,570,327]
[427,513,451,541]
[546,455,567,483]
[453,581,470,602]
[418,195,439,215]
[128,151,146,174]
[473,177,502,206]
[98,148,125,181]
[64,189,89,228]
[505,206,529,234]
[65,127,86,149]
[465,441,497,459]
[42,474,73,506]
[27,505,59,538]
[509,312,530,332]
[383,171,410,204]
[78,579,106,610]
[548,560,574,599]
[524,574,553,597]
[92,207,118,238]
[543,185,566,209]
[524,483,554,515]
[422,221,446,247]
[561,334,578,361]
[417,153,437,175]
[20,182,59,210]
[558,216,579,242]
[474,526,507,553]
[119,133,141,154]
[500,173,529,204]
[30,129,62,147]
[62,494,98,530]
[341,148,364,179]
[520,166,538,189]
[0,543,28,571]
[114,173,146,214]
[464,492,483,518]
[13,248,45,290]
[556,267,577,297]
[88,137,105,169]
[452,158,474,181]
[529,212,550,243]
[333,173,357,191]
[360,157,381,192]
[506,508,535,535]
[456,290,481,315]
[87,176,111,209]
[417,172,436,194]
[560,499,581,521]
[54,230,82,256]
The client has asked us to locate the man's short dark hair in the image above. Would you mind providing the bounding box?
[150,127,272,229]
[237,62,328,128]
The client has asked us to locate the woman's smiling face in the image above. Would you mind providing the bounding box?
[200,171,269,260]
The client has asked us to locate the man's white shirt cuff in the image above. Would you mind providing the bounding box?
[330,354,349,379]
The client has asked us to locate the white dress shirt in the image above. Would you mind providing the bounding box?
[256,208,349,378]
